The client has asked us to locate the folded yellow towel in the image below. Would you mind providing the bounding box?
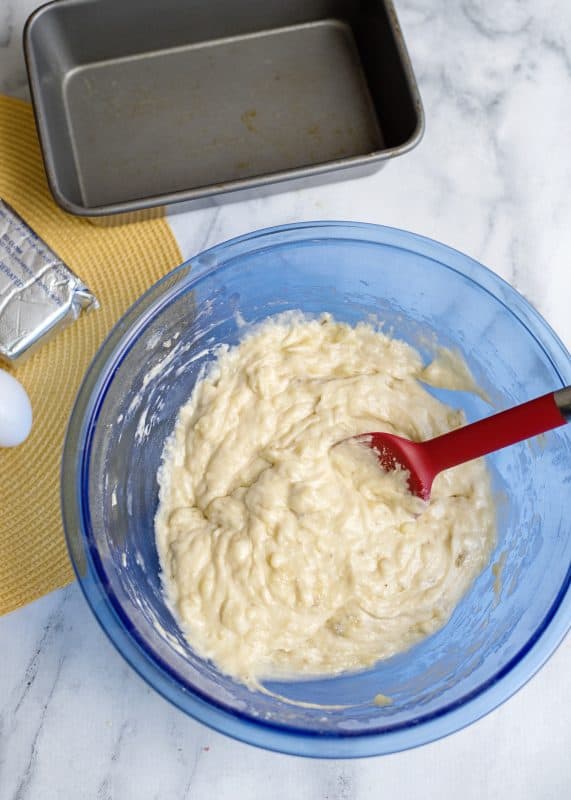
[0,95,182,615]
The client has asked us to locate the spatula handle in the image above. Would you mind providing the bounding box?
[423,386,570,474]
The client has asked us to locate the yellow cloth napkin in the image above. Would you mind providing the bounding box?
[0,95,182,615]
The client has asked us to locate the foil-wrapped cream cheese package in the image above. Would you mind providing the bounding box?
[0,199,98,361]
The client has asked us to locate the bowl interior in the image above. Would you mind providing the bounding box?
[73,224,571,747]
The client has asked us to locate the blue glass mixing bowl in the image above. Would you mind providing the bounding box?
[62,222,571,757]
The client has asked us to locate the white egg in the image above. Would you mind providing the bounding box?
[0,368,33,447]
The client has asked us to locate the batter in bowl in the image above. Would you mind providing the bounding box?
[155,314,495,687]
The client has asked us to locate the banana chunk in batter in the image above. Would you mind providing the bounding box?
[155,315,495,686]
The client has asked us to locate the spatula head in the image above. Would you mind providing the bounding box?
[353,432,434,500]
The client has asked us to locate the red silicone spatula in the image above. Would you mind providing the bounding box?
[354,386,571,500]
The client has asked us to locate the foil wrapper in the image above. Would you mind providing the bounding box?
[0,199,98,361]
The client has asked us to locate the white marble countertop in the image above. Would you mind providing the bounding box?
[1,1,570,797]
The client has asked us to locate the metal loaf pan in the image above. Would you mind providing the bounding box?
[24,0,424,222]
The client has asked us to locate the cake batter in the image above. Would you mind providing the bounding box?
[155,315,495,686]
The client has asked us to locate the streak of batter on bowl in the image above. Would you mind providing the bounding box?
[154,312,497,695]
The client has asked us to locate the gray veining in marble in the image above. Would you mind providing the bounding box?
[0,0,36,99]
[1,0,570,798]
